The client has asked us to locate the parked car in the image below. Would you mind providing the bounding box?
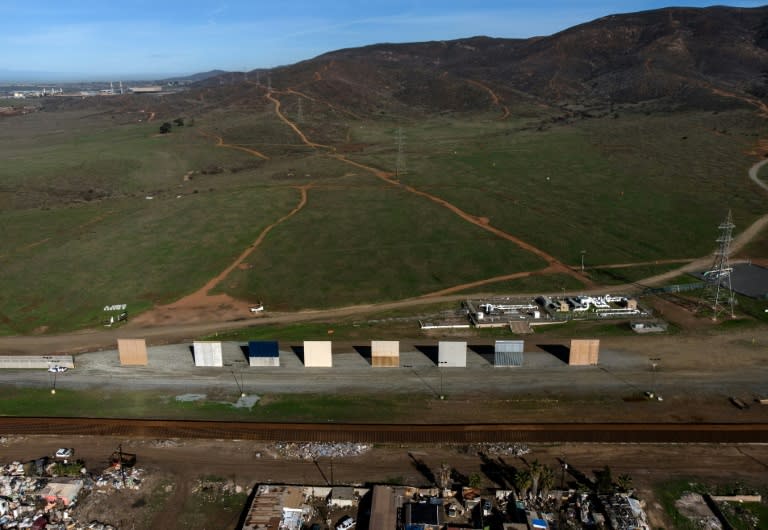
[48,365,67,373]
[336,516,355,530]
[54,448,74,460]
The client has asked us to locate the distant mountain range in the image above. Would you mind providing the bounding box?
[30,6,768,115]
[0,69,225,84]
[193,5,768,111]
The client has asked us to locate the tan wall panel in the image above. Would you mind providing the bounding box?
[372,356,399,367]
[371,340,399,368]
[118,338,148,366]
[303,341,333,367]
[569,339,599,365]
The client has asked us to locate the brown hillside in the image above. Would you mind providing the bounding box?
[247,6,768,111]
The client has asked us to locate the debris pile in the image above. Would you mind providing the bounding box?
[274,442,372,460]
[473,443,531,456]
[192,478,246,501]
[1,455,148,529]
[93,467,144,491]
[148,439,180,448]
[84,522,117,530]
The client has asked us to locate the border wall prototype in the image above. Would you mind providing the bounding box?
[117,338,148,366]
[371,341,399,367]
[0,356,75,369]
[303,341,333,367]
[568,339,600,365]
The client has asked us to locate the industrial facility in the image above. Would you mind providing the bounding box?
[422,293,645,331]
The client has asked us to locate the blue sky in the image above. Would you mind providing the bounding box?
[0,1,765,80]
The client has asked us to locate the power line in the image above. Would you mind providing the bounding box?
[698,210,736,320]
[395,127,407,177]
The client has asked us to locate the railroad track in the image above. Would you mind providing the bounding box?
[1,418,766,443]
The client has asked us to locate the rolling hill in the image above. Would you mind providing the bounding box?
[228,5,768,111]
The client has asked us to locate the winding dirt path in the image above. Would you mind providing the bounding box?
[467,79,510,119]
[198,129,270,160]
[131,185,311,325]
[283,88,364,121]
[263,90,593,288]
[266,92,332,149]
[329,153,593,288]
[419,267,558,298]
[584,258,695,270]
[749,158,768,192]
[709,86,768,118]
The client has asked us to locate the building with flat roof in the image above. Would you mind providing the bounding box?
[38,479,84,506]
[404,499,443,530]
[370,486,400,530]
[241,485,305,530]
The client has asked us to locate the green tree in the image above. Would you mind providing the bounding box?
[514,470,532,500]
[539,465,555,498]
[617,474,633,492]
[159,122,172,134]
[173,117,185,126]
[468,472,482,489]
[530,460,543,498]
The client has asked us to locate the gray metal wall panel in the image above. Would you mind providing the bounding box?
[494,351,524,367]
[495,340,524,354]
[438,341,467,367]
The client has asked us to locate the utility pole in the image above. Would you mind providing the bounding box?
[560,461,568,489]
[649,357,661,394]
[297,97,304,123]
[438,361,448,399]
[699,210,736,320]
[395,127,407,177]
[580,250,586,273]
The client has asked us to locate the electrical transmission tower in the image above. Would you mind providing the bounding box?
[699,210,736,320]
[297,97,304,123]
[395,127,407,177]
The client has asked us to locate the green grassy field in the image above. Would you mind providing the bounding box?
[1,95,766,334]
[0,387,423,422]
[351,109,766,266]
[586,262,688,286]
